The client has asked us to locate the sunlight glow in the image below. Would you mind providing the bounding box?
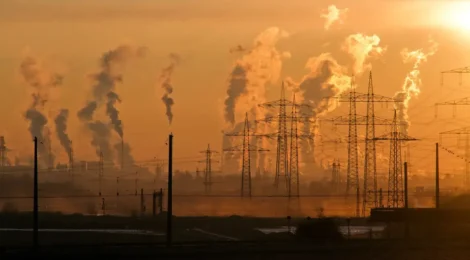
[438,1,470,31]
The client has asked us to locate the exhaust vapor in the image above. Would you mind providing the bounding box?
[160,53,181,125]
[19,55,63,167]
[54,109,72,163]
[395,39,439,134]
[77,45,146,163]
[224,27,290,127]
[321,5,348,31]
[342,34,386,75]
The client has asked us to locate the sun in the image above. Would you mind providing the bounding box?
[440,2,470,31]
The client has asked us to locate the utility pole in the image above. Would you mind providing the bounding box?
[167,133,173,247]
[33,137,39,250]
[436,142,440,209]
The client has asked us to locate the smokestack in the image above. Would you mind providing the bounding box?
[121,137,124,170]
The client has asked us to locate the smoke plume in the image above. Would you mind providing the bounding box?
[342,34,386,75]
[224,27,290,126]
[78,45,146,163]
[224,64,248,125]
[321,5,348,31]
[20,54,63,168]
[394,39,439,134]
[106,91,123,138]
[160,53,181,125]
[114,142,134,168]
[54,109,72,162]
[87,121,113,162]
[294,53,351,170]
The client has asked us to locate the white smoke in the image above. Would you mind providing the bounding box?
[321,5,348,31]
[395,39,439,134]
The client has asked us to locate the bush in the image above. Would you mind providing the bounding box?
[295,218,343,243]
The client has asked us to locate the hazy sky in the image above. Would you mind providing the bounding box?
[1,0,470,173]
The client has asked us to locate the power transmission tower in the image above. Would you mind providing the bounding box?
[325,71,401,216]
[441,66,470,86]
[225,113,270,197]
[99,151,104,196]
[439,127,470,187]
[331,159,341,193]
[375,110,417,208]
[289,95,300,197]
[258,83,311,193]
[199,144,218,194]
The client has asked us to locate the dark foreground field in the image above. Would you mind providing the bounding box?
[2,240,470,259]
[3,212,470,259]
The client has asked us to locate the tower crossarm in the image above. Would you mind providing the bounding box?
[256,114,315,124]
[373,132,419,141]
[441,67,470,74]
[223,144,270,153]
[440,127,470,135]
[225,130,273,138]
[323,115,404,126]
[436,97,470,106]
[332,91,403,103]
[258,99,312,109]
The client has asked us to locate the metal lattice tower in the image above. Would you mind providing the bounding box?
[347,79,359,198]
[275,84,288,190]
[439,127,470,187]
[99,151,104,196]
[375,110,417,208]
[363,72,377,215]
[258,87,312,195]
[200,144,218,194]
[324,72,401,216]
[388,111,402,208]
[331,159,341,193]
[225,113,269,197]
[289,95,300,197]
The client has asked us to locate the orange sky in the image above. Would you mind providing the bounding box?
[1,0,470,174]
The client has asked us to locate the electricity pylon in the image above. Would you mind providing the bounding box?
[441,66,470,86]
[225,113,270,197]
[439,127,470,187]
[257,95,313,197]
[199,144,218,194]
[326,71,402,216]
[375,110,418,208]
[331,159,341,193]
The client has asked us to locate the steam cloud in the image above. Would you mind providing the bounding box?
[288,53,351,170]
[160,53,180,125]
[395,39,439,134]
[224,26,290,126]
[54,109,72,163]
[321,5,348,31]
[342,34,386,75]
[20,55,63,167]
[223,27,290,173]
[77,45,146,163]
